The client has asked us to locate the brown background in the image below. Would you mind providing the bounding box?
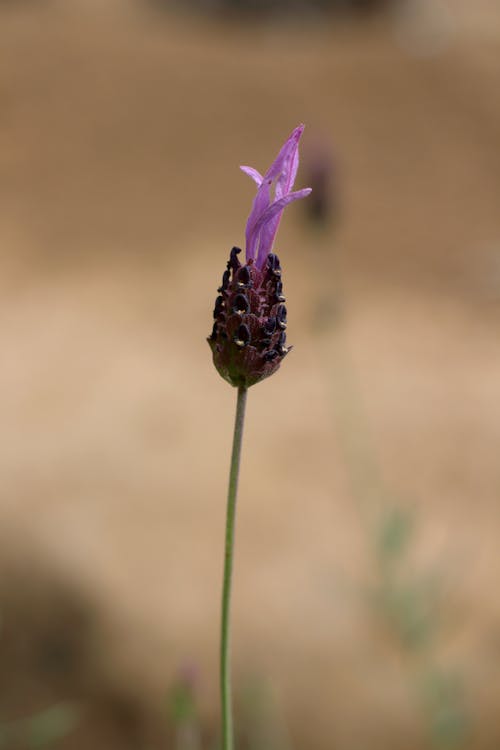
[0,1,499,748]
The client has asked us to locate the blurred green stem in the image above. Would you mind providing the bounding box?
[220,385,247,750]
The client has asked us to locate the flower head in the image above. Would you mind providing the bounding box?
[208,126,311,388]
[241,124,312,269]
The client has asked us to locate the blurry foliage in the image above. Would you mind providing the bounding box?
[365,501,468,748]
[238,678,291,750]
[420,670,468,750]
[167,670,291,750]
[373,506,437,651]
[377,505,414,563]
[305,215,470,748]
[0,559,171,750]
[0,703,80,750]
[371,505,469,748]
[169,678,198,726]
[168,667,203,750]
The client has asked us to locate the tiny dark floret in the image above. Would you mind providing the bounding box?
[266,253,281,273]
[236,266,252,288]
[274,281,286,303]
[277,331,288,354]
[276,304,287,328]
[228,247,242,270]
[213,295,225,318]
[218,269,231,292]
[263,317,276,335]
[232,293,250,314]
[235,323,251,347]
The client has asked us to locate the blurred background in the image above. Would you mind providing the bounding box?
[1,0,499,747]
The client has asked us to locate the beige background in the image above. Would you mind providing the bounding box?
[0,1,499,747]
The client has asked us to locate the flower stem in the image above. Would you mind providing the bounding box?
[220,385,248,750]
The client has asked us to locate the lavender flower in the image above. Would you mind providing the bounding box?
[208,125,311,388]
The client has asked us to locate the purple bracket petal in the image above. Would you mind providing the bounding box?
[241,124,311,267]
[264,124,305,183]
[254,188,312,268]
[240,165,263,186]
[245,178,272,263]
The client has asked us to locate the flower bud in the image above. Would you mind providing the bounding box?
[208,248,291,388]
[208,125,311,388]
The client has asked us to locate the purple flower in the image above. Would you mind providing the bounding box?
[208,126,311,389]
[240,124,312,269]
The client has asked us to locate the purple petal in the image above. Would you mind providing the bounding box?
[264,124,305,184]
[276,144,300,199]
[240,165,263,186]
[254,188,312,268]
[245,178,272,263]
[241,124,311,267]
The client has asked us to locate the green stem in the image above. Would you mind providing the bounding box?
[220,385,248,750]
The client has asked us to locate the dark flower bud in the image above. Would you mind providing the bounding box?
[207,247,293,388]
